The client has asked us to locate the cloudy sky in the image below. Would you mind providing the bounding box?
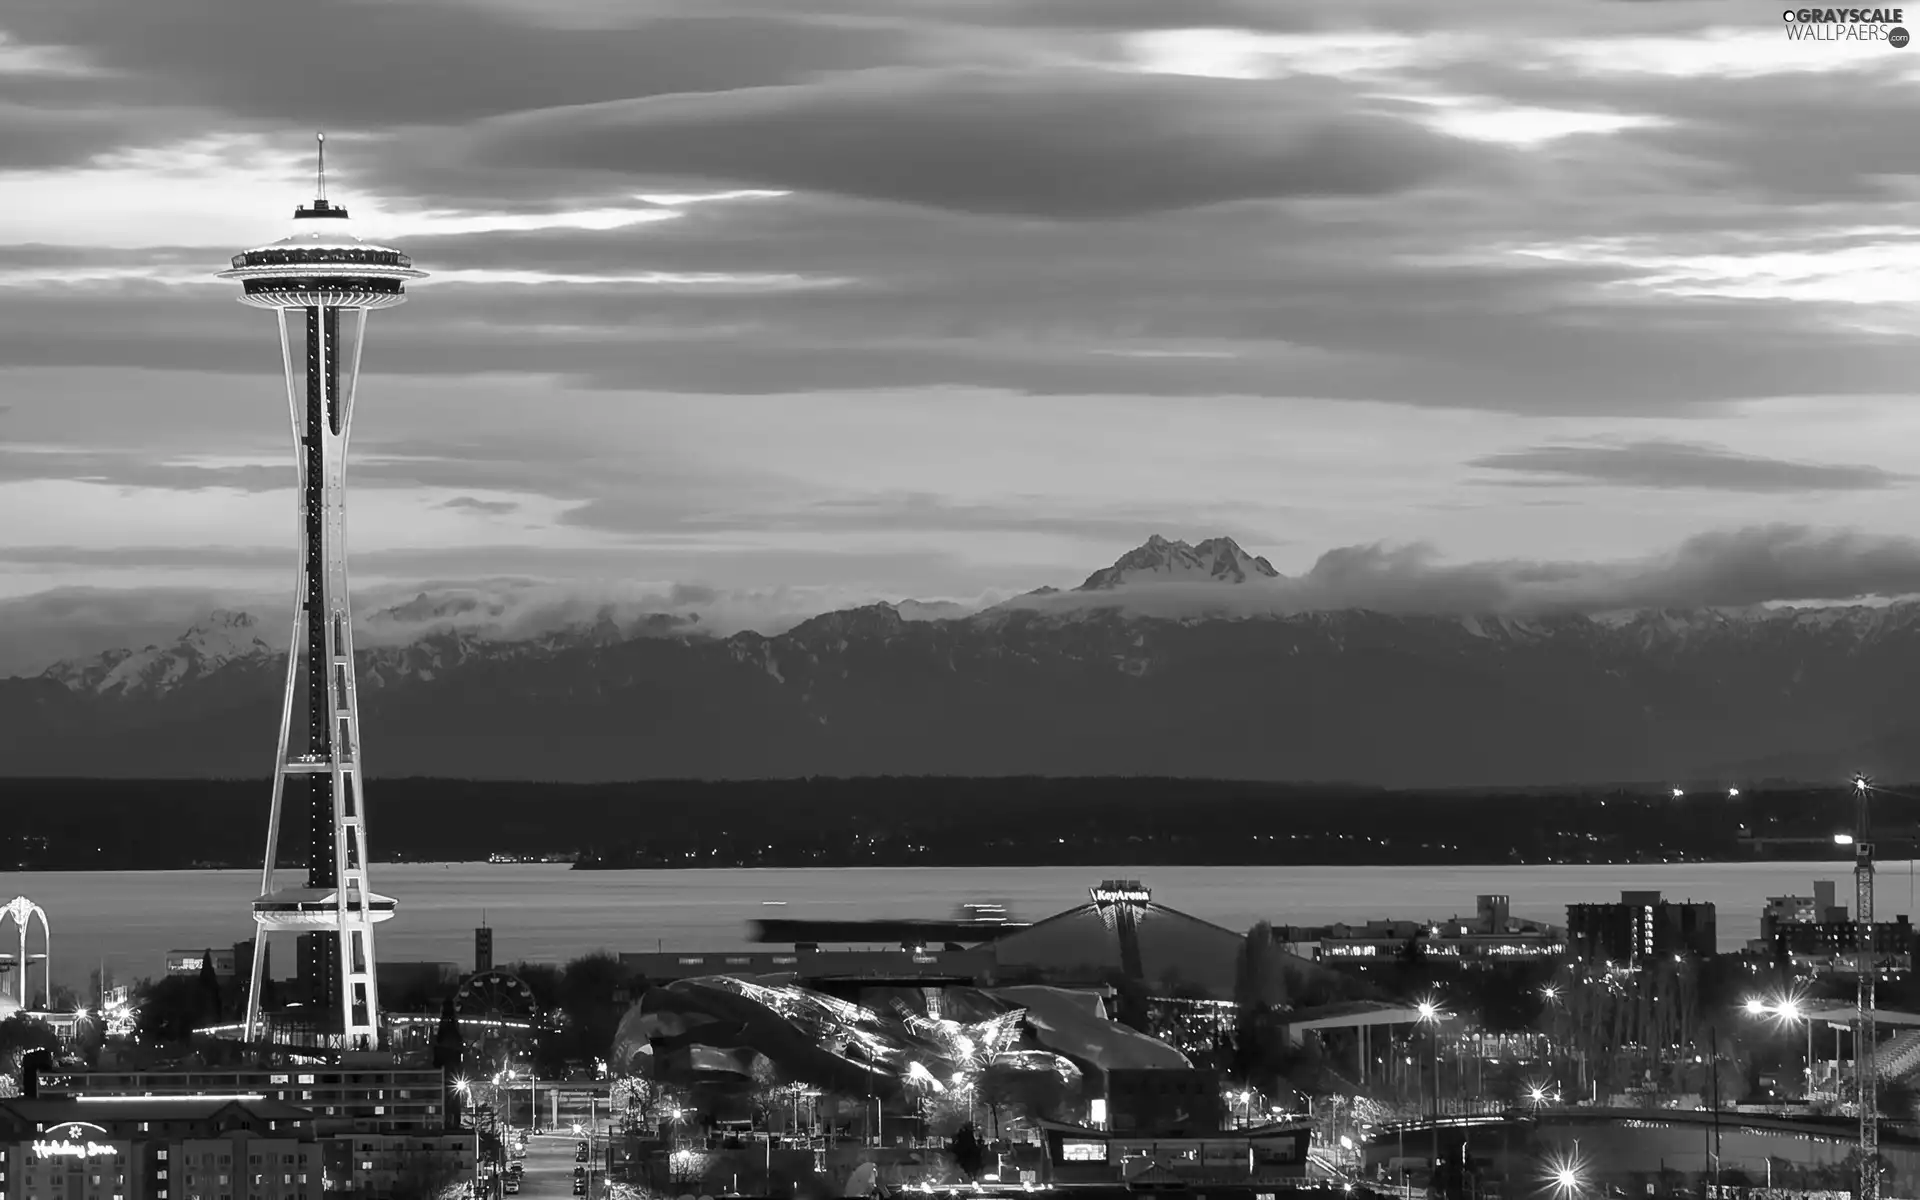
[2,0,1919,665]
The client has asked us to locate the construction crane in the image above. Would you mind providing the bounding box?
[1853,772,1879,1200]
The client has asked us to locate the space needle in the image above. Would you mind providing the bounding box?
[219,135,424,1051]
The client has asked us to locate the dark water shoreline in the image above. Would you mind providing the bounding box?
[1,775,1893,872]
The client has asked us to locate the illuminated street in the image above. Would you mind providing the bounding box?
[505,1131,600,1200]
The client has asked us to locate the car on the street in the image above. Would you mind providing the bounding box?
[503,1180,519,1195]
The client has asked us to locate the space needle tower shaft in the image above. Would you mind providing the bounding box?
[219,135,425,1051]
[1855,773,1879,1198]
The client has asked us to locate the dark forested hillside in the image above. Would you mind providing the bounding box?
[0,776,1899,871]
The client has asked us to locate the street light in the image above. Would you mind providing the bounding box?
[454,1080,483,1199]
[1742,996,1816,1106]
[1545,1146,1587,1199]
[1728,788,1741,799]
[1415,997,1446,1179]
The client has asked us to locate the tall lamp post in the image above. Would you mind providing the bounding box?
[1743,997,1815,1106]
[1416,999,1446,1180]
[454,1079,482,1198]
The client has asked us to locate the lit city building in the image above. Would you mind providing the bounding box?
[0,1097,321,1200]
[35,1067,452,1136]
[317,1131,473,1199]
[217,136,425,1051]
[1278,894,1565,961]
[1754,877,1916,975]
[1764,879,1844,929]
[1564,890,1716,966]
[163,950,235,979]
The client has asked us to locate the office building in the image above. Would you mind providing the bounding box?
[1755,878,1914,974]
[1565,891,1716,965]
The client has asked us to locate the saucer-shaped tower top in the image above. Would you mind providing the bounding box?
[217,133,426,308]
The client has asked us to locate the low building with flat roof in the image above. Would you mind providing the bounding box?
[1276,895,1563,963]
[35,1062,451,1136]
[0,1095,320,1200]
[618,946,995,987]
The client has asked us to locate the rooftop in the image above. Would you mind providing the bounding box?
[0,1096,315,1123]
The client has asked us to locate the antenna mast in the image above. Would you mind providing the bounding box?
[316,132,327,203]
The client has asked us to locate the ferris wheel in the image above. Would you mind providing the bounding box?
[455,969,540,1024]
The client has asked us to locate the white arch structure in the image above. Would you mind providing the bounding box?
[0,897,50,1009]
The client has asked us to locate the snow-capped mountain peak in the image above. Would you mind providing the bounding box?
[1077,534,1281,591]
[43,608,278,696]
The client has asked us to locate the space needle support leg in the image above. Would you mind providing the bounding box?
[338,309,381,1049]
[250,309,308,1047]
[38,908,49,1015]
[320,305,379,1051]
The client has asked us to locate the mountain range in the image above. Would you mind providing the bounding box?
[3,535,1917,786]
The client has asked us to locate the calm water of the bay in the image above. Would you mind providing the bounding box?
[7,861,1915,991]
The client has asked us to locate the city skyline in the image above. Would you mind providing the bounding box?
[4,0,1920,665]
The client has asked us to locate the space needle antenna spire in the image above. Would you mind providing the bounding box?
[315,132,327,203]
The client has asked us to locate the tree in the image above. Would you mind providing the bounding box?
[88,965,113,1009]
[389,1155,464,1200]
[504,962,561,1012]
[69,1012,106,1069]
[0,1015,59,1085]
[1235,924,1290,1010]
[432,996,467,1125]
[557,952,635,1066]
[198,950,223,1025]
[947,1124,986,1180]
[977,1064,1071,1133]
[612,1077,667,1131]
[433,996,466,1075]
[136,975,214,1045]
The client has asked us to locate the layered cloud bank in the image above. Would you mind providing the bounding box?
[4,0,1920,645]
[1013,525,1920,619]
[8,524,1920,677]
